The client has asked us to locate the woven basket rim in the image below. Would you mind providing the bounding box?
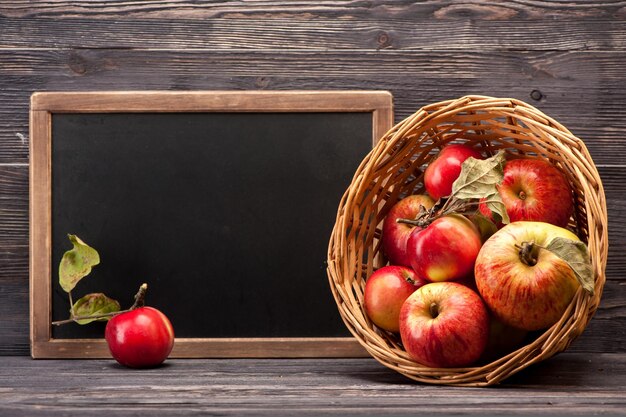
[327,95,608,387]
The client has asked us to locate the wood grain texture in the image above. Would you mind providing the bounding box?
[0,1,624,361]
[30,90,393,114]
[2,0,625,21]
[1,354,625,416]
[1,10,625,51]
[0,49,625,164]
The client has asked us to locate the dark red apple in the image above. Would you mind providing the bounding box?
[424,144,484,200]
[381,194,435,267]
[363,265,427,333]
[406,214,482,283]
[399,282,489,368]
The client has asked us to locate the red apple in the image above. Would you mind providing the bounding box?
[381,194,435,267]
[406,214,482,282]
[497,158,573,228]
[363,265,427,333]
[105,306,175,368]
[399,282,489,368]
[474,221,582,331]
[424,144,484,200]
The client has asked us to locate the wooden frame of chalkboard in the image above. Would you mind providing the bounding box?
[30,91,393,359]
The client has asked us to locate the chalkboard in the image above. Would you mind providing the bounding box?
[30,91,393,358]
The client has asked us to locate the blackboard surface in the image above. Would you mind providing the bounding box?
[50,112,371,339]
[30,90,393,358]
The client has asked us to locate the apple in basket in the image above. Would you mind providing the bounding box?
[424,144,484,201]
[381,194,435,267]
[399,281,489,368]
[480,158,574,228]
[474,221,592,331]
[364,265,428,333]
[406,214,483,283]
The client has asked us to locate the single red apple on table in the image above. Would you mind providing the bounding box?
[364,265,427,333]
[481,158,573,228]
[406,214,482,283]
[399,281,489,368]
[381,194,435,267]
[105,306,175,368]
[424,144,484,201]
[474,221,582,331]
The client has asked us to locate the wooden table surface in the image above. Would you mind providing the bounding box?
[0,2,625,416]
[1,354,625,416]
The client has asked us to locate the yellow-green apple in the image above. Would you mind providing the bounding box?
[363,265,427,333]
[381,194,435,267]
[399,281,489,368]
[474,221,582,331]
[424,144,484,200]
[406,214,482,282]
[484,158,573,228]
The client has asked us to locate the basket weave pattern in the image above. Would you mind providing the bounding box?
[327,95,608,386]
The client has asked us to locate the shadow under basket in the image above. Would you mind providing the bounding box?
[326,95,609,386]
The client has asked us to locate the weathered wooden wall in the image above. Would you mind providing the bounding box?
[0,1,624,355]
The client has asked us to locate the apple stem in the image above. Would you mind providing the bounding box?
[396,217,426,227]
[130,283,149,310]
[517,242,539,266]
[397,196,499,228]
[429,302,439,319]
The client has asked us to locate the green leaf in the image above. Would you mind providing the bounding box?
[451,150,506,200]
[466,212,499,243]
[484,191,511,225]
[59,234,100,293]
[545,237,595,296]
[72,293,121,325]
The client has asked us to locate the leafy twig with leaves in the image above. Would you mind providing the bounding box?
[398,150,510,228]
[52,235,121,326]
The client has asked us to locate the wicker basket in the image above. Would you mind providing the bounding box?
[327,95,608,386]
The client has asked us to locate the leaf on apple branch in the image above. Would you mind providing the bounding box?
[71,293,121,325]
[59,234,101,293]
[545,237,595,296]
[451,151,506,199]
[446,150,510,224]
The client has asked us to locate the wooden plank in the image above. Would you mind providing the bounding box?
[32,337,367,359]
[1,0,625,23]
[28,109,51,360]
[0,49,624,164]
[31,90,393,114]
[0,354,625,415]
[0,12,624,51]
